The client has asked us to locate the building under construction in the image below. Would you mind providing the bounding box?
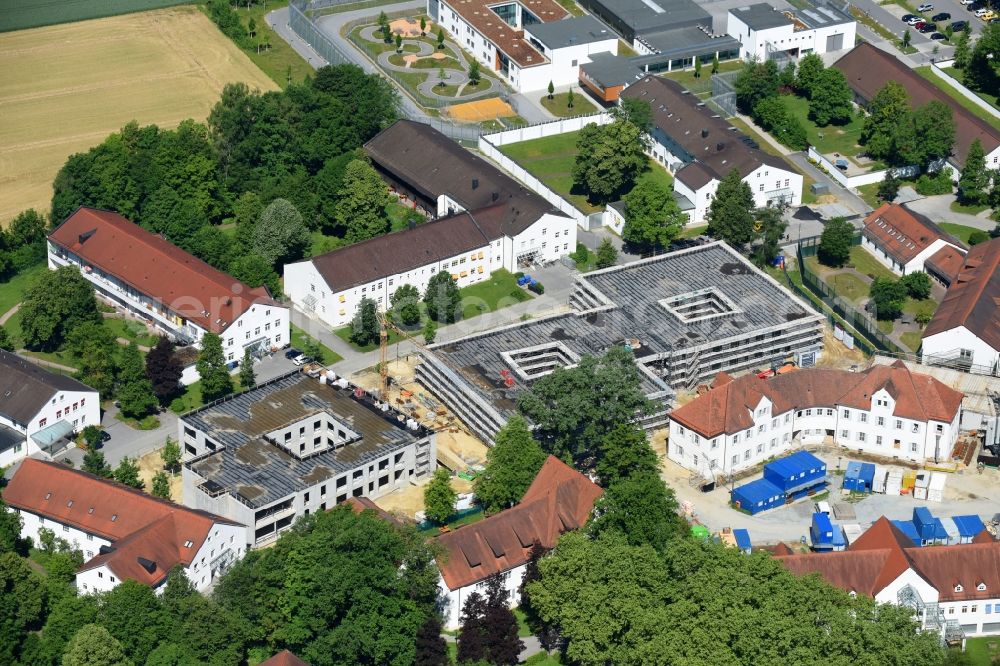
[417,242,825,444]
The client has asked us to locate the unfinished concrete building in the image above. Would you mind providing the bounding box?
[416,242,824,443]
[181,372,435,547]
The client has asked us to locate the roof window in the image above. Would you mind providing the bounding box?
[88,507,94,514]
[184,540,194,548]
[44,492,51,500]
[111,514,118,522]
[66,500,74,507]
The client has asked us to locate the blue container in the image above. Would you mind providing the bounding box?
[843,461,863,491]
[763,451,827,494]
[953,515,986,543]
[733,528,752,554]
[732,479,785,515]
[811,512,835,549]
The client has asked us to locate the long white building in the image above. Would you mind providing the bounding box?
[860,203,966,279]
[3,459,246,594]
[284,121,575,329]
[668,362,964,478]
[621,76,803,224]
[49,207,289,364]
[727,2,856,62]
[0,351,99,468]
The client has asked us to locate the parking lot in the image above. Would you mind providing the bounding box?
[664,447,1000,545]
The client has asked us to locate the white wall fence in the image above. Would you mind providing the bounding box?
[929,60,1000,120]
[807,147,919,189]
[479,113,611,229]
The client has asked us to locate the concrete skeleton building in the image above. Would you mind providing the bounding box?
[621,76,803,223]
[667,361,964,478]
[727,2,856,63]
[860,203,966,280]
[777,517,1000,638]
[417,241,824,444]
[48,207,289,364]
[836,43,1000,171]
[428,0,617,92]
[0,350,100,468]
[181,371,436,548]
[284,121,574,329]
[922,237,1000,376]
[436,456,602,628]
[3,459,246,594]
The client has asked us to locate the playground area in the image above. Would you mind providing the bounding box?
[445,97,517,123]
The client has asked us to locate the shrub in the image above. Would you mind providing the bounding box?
[529,282,545,295]
[752,97,808,151]
[968,230,989,245]
[900,271,931,300]
[914,171,952,196]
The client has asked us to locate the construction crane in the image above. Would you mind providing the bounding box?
[375,310,429,399]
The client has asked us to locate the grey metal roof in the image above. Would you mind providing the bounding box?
[0,351,95,424]
[184,373,426,508]
[0,424,24,454]
[593,0,710,33]
[631,28,742,62]
[580,52,644,88]
[428,242,818,416]
[795,3,853,28]
[525,16,615,49]
[730,3,793,30]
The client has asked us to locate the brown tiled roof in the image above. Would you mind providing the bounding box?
[0,350,95,423]
[835,43,1000,165]
[49,208,278,334]
[345,496,402,524]
[621,76,793,189]
[436,456,602,590]
[439,0,567,68]
[260,650,310,666]
[2,459,242,587]
[924,244,967,286]
[923,237,1000,352]
[861,204,958,266]
[778,516,1000,602]
[671,363,962,437]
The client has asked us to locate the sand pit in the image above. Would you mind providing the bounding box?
[446,97,515,122]
[136,447,182,501]
[390,17,432,37]
[815,324,866,369]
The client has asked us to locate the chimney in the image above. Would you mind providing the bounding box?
[492,192,499,202]
[717,142,725,151]
[472,178,479,190]
[137,557,157,574]
[701,129,709,138]
[78,229,97,244]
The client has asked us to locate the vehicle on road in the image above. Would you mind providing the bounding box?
[917,2,933,11]
[932,11,950,20]
[930,31,946,38]
[292,355,313,366]
[284,347,302,360]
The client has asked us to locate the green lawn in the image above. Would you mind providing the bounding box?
[114,412,161,430]
[726,117,785,159]
[963,636,1000,665]
[949,200,992,216]
[940,66,1000,113]
[291,323,343,363]
[513,608,533,638]
[199,1,315,89]
[555,0,585,16]
[458,269,532,319]
[334,322,405,353]
[914,67,1000,133]
[0,263,45,318]
[309,203,423,256]
[663,59,743,95]
[876,319,894,334]
[824,271,870,303]
[679,224,708,239]
[900,331,922,352]
[847,246,897,281]
[104,318,159,347]
[940,221,987,244]
[170,381,204,414]
[540,92,597,117]
[499,130,672,215]
[903,297,937,321]
[778,94,866,157]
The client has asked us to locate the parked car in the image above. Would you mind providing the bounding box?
[292,355,313,366]
[914,20,928,29]
[906,15,923,23]
[100,430,111,443]
[930,31,946,38]
[284,347,302,360]
[902,12,918,21]
[960,0,975,5]
[919,21,937,31]
[951,19,969,29]
[932,11,950,20]
[917,2,933,11]
[975,7,990,16]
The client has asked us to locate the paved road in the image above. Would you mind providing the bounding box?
[903,194,998,230]
[784,152,870,216]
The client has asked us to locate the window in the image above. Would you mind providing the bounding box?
[859,413,868,423]
[826,409,833,416]
[858,432,866,442]
[805,409,812,417]
[771,418,778,429]
[63,525,69,532]
[841,430,849,439]
[895,419,902,429]
[784,413,790,423]
[987,604,993,614]
[86,534,93,541]
[758,424,765,433]
[770,438,776,449]
[693,454,698,466]
[675,444,684,456]
[56,410,61,419]
[733,434,740,444]
[955,584,964,592]
[842,409,850,419]
[744,450,751,461]
[39,418,46,427]
[911,442,918,452]
[876,436,883,446]
[912,424,920,433]
[877,417,885,426]
[111,514,118,522]
[711,438,718,449]
[732,455,738,466]
[978,583,987,591]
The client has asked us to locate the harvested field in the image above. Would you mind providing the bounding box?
[0,6,276,224]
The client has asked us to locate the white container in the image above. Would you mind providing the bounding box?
[872,466,887,494]
[886,470,903,496]
[913,472,930,500]
[928,472,947,502]
[842,523,864,545]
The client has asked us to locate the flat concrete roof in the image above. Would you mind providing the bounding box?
[633,26,741,60]
[590,0,711,34]
[731,2,853,30]
[730,3,793,30]
[580,52,644,87]
[184,373,427,508]
[525,15,615,49]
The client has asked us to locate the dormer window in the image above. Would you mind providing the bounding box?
[955,584,964,593]
[184,540,194,548]
[849,591,857,598]
[88,508,94,514]
[977,583,987,592]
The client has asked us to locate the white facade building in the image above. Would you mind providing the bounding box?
[728,2,856,62]
[622,76,803,224]
[49,207,289,363]
[668,363,964,478]
[4,459,246,594]
[860,203,967,278]
[0,351,100,468]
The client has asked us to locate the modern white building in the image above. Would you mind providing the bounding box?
[436,456,602,628]
[49,207,289,364]
[727,2,856,62]
[429,0,617,92]
[621,76,803,224]
[860,203,966,278]
[2,458,246,594]
[285,121,574,329]
[778,517,1000,638]
[922,237,1000,375]
[0,351,99,468]
[667,362,964,478]
[181,371,436,548]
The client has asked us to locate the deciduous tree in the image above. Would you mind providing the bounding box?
[595,237,618,268]
[113,457,144,490]
[877,169,901,203]
[595,423,659,484]
[161,437,181,474]
[82,446,111,478]
[251,198,310,268]
[473,416,546,514]
[861,82,910,162]
[350,297,380,347]
[67,321,119,398]
[196,333,233,402]
[808,68,853,126]
[239,348,256,390]
[116,342,158,419]
[912,101,955,168]
[468,59,480,85]
[959,138,991,205]
[20,266,101,351]
[734,59,779,114]
[423,467,456,524]
[61,624,132,666]
[900,271,931,300]
[818,216,854,267]
[151,472,171,500]
[869,277,907,320]
[0,326,13,352]
[622,179,686,252]
[572,118,648,203]
[750,203,788,268]
[618,97,653,133]
[706,168,755,246]
[752,97,808,150]
[795,52,824,97]
[424,271,461,323]
[145,337,182,403]
[390,284,421,327]
[589,471,684,552]
[0,553,47,664]
[0,498,24,556]
[334,159,392,244]
[414,613,448,666]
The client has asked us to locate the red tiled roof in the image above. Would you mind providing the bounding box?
[861,204,957,266]
[49,207,278,334]
[345,496,402,524]
[924,244,967,286]
[436,456,602,590]
[671,363,963,438]
[923,237,1000,352]
[260,650,310,666]
[439,0,567,68]
[2,459,242,587]
[777,517,1000,602]
[835,43,1000,165]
